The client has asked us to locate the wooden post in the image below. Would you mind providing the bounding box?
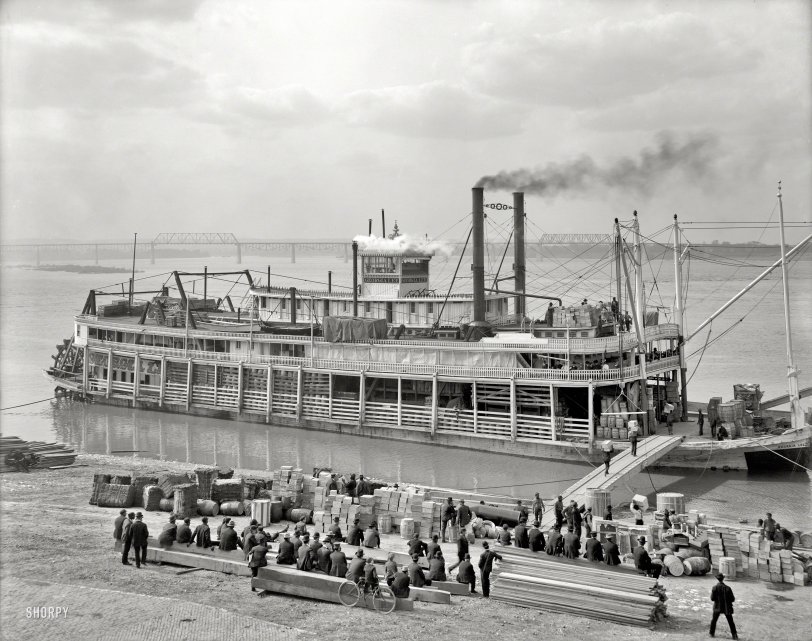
[266,364,273,422]
[550,384,557,442]
[106,349,113,398]
[213,363,219,407]
[82,346,89,395]
[588,381,595,448]
[328,372,334,420]
[473,381,478,434]
[510,377,517,442]
[397,376,402,427]
[431,373,438,436]
[186,359,192,410]
[296,365,304,420]
[358,372,366,425]
[159,357,166,407]
[133,354,140,400]
[237,362,244,413]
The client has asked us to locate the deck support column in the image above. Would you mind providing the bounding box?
[358,372,366,425]
[588,381,595,449]
[397,377,402,426]
[510,377,517,442]
[266,365,273,422]
[213,363,218,406]
[106,349,113,398]
[296,366,304,420]
[472,381,478,434]
[550,384,557,442]
[328,372,334,420]
[159,357,166,407]
[431,373,438,436]
[133,354,140,400]
[237,362,244,413]
[186,359,192,410]
[82,346,89,395]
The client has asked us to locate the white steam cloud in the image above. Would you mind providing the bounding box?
[353,233,452,257]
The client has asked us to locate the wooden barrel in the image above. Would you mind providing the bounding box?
[718,402,739,422]
[656,492,686,515]
[584,489,611,518]
[683,557,711,576]
[378,514,393,533]
[158,498,174,512]
[270,500,283,523]
[196,499,219,516]
[252,499,271,527]
[219,501,245,516]
[719,557,737,580]
[400,517,415,539]
[664,555,684,576]
[288,508,312,524]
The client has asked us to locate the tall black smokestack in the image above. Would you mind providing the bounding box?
[513,192,525,318]
[472,187,485,323]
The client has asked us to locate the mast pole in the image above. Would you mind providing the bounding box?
[673,215,688,420]
[129,232,137,312]
[633,211,645,331]
[777,181,803,429]
[614,219,623,368]
[620,240,649,434]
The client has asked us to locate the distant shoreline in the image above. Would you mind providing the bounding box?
[25,264,141,274]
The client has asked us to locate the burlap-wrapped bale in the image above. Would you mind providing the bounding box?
[246,477,267,491]
[173,483,198,519]
[243,480,260,501]
[211,479,244,502]
[217,467,235,479]
[194,467,218,500]
[89,473,112,505]
[131,475,159,508]
[158,498,175,512]
[256,489,274,500]
[157,473,190,498]
[96,483,135,508]
[143,485,163,511]
[109,474,131,485]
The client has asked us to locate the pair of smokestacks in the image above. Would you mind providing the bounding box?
[472,187,525,323]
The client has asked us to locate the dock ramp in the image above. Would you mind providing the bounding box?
[539,435,683,529]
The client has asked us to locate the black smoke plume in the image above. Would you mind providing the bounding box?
[475,132,718,196]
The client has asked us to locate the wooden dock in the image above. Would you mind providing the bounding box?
[539,435,683,529]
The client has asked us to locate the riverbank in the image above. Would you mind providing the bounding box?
[1,454,808,641]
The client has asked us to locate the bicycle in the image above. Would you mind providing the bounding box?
[337,578,397,613]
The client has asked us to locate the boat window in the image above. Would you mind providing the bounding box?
[281,299,286,310]
[427,302,433,314]
[410,302,416,314]
[365,302,371,313]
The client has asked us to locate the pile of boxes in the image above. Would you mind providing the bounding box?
[271,466,305,508]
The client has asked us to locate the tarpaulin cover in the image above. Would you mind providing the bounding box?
[313,342,515,368]
[323,316,389,343]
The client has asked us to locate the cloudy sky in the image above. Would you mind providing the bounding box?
[1,0,809,244]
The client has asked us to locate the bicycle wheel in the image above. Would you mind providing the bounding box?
[372,585,397,614]
[338,580,361,607]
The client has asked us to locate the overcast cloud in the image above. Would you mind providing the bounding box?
[1,0,809,243]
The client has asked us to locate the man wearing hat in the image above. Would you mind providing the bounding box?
[478,542,502,598]
[310,531,323,555]
[407,553,429,587]
[363,557,379,592]
[346,518,363,546]
[328,516,343,541]
[219,520,240,551]
[158,514,178,547]
[545,525,562,556]
[391,566,411,598]
[247,538,269,591]
[276,532,295,565]
[316,536,333,573]
[328,543,348,577]
[710,573,738,639]
[177,517,193,544]
[242,519,259,541]
[454,553,477,594]
[584,532,604,562]
[528,521,545,552]
[243,524,259,559]
[191,516,211,548]
[604,533,621,565]
[113,509,127,541]
[346,549,366,583]
[633,536,652,576]
[126,512,149,568]
[563,526,581,559]
[120,512,135,565]
[514,517,529,549]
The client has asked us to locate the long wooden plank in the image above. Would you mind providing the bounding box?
[407,586,451,604]
[251,577,414,611]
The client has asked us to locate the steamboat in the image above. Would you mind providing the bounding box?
[46,187,811,471]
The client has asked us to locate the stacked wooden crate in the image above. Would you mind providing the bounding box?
[707,531,727,574]
[357,495,376,529]
[271,466,304,506]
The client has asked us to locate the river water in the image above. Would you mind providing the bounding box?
[1,248,811,529]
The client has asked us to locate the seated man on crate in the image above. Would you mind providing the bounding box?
[391,566,411,598]
[177,518,193,545]
[363,557,379,593]
[633,536,653,576]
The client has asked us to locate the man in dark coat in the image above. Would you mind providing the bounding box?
[563,529,581,559]
[242,519,259,541]
[572,503,584,539]
[328,544,348,577]
[514,518,529,549]
[441,497,457,542]
[356,475,371,498]
[346,550,366,583]
[762,512,777,540]
[584,532,604,562]
[478,543,502,598]
[604,505,614,521]
[528,522,545,552]
[545,527,563,556]
[564,501,575,531]
[516,500,529,522]
[497,524,512,547]
[633,537,652,575]
[710,573,738,639]
[217,517,229,540]
[191,517,211,548]
[553,496,564,529]
[247,542,269,591]
[219,521,240,551]
[407,533,428,558]
[426,535,441,560]
[243,525,259,559]
[113,509,127,540]
[428,551,447,582]
[310,532,323,555]
[457,500,472,528]
[158,515,178,547]
[126,512,149,568]
[276,533,296,565]
[454,553,477,593]
[391,567,411,598]
[327,474,338,492]
[291,531,303,557]
[604,534,621,565]
[456,528,470,561]
[120,512,134,565]
[328,517,343,541]
[407,554,430,587]
[316,540,333,573]
[345,474,357,498]
[177,518,193,544]
[363,525,380,549]
[346,519,363,546]
[297,537,314,571]
[363,558,379,592]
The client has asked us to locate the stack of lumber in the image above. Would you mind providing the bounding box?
[0,436,77,471]
[490,548,666,627]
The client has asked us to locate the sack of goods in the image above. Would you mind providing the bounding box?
[601,440,614,452]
